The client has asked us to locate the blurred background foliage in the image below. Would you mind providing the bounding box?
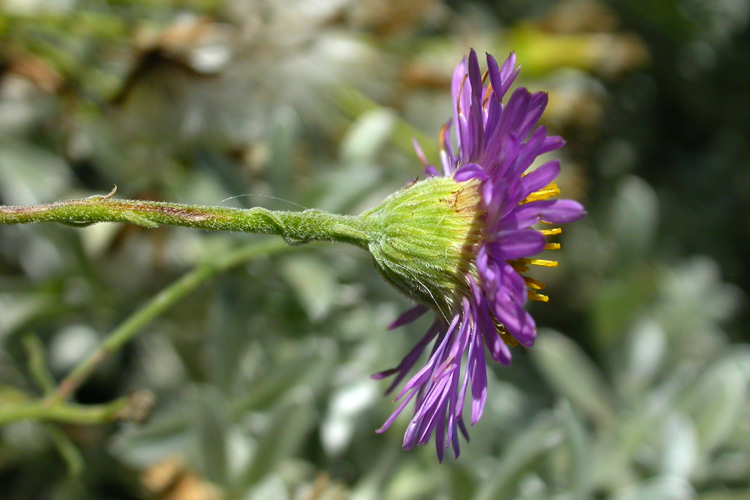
[0,0,748,499]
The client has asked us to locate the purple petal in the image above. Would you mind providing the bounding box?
[389,304,429,330]
[455,331,473,419]
[454,163,488,182]
[481,179,498,217]
[497,88,531,139]
[371,368,397,380]
[424,165,440,177]
[417,381,451,445]
[466,49,484,160]
[509,126,548,178]
[412,138,429,167]
[522,160,560,195]
[542,199,587,223]
[469,332,488,424]
[459,417,470,442]
[480,321,512,365]
[479,258,526,303]
[376,322,439,394]
[484,131,519,180]
[470,275,512,365]
[440,119,456,175]
[482,96,502,155]
[487,52,518,100]
[405,378,447,447]
[456,112,471,164]
[435,409,446,462]
[451,59,467,156]
[499,176,527,221]
[499,53,519,95]
[394,315,458,400]
[451,424,461,458]
[491,296,537,347]
[373,50,588,461]
[539,135,566,155]
[486,229,546,260]
[522,199,587,224]
[375,385,420,433]
[451,59,467,111]
[498,259,528,301]
[486,53,504,102]
[504,202,545,228]
[516,92,548,139]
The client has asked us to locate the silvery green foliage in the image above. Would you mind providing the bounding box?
[1,0,749,499]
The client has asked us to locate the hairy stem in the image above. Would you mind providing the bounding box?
[1,193,363,410]
[0,194,371,248]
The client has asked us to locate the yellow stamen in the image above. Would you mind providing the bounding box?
[523,276,545,290]
[528,290,549,302]
[544,243,561,250]
[495,323,518,347]
[522,182,561,204]
[521,258,559,267]
[501,332,518,347]
[509,262,529,273]
[540,228,562,236]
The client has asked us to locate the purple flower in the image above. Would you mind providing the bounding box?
[372,50,585,461]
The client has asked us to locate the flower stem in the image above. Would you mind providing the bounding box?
[0,397,129,425]
[0,193,366,407]
[23,335,58,394]
[0,193,371,248]
[48,238,295,403]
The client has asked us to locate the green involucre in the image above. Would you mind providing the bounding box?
[361,176,483,316]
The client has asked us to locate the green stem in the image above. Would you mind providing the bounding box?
[49,238,295,403]
[0,193,371,248]
[1,193,370,405]
[47,425,85,477]
[23,335,57,394]
[0,398,129,425]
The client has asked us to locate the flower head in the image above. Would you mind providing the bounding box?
[365,49,586,461]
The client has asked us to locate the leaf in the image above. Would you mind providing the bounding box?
[590,267,658,348]
[0,292,59,340]
[659,413,697,480]
[618,318,666,400]
[696,490,750,500]
[230,339,337,414]
[611,477,694,500]
[682,357,747,456]
[340,108,396,164]
[559,401,593,497]
[610,176,658,260]
[0,139,71,205]
[279,255,338,322]
[336,86,437,162]
[530,329,615,426]
[474,413,563,500]
[321,379,378,455]
[237,389,317,488]
[110,403,194,467]
[192,387,230,487]
[246,474,289,500]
